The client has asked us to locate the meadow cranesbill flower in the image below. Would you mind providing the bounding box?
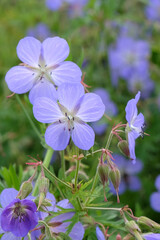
[27,23,51,41]
[145,0,160,22]
[125,91,145,162]
[91,88,118,135]
[33,83,105,150]
[143,233,160,240]
[109,154,143,195]
[5,36,82,104]
[96,226,105,240]
[150,175,160,212]
[108,37,150,86]
[46,0,63,11]
[0,188,38,239]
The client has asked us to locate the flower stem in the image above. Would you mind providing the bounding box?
[16,95,43,142]
[85,206,121,211]
[61,150,65,180]
[32,148,54,196]
[27,233,31,240]
[74,158,80,192]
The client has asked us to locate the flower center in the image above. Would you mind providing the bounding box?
[12,202,26,222]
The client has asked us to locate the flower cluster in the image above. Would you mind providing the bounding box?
[108,28,154,98]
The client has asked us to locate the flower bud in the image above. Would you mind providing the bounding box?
[125,221,143,240]
[17,181,33,199]
[38,176,49,210]
[109,166,121,192]
[118,140,130,158]
[98,162,109,185]
[116,234,122,240]
[137,216,160,230]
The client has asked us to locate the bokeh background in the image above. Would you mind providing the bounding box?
[0,0,160,225]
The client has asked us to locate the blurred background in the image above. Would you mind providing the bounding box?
[0,0,160,225]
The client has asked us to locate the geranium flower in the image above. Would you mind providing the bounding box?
[150,175,160,212]
[143,233,160,240]
[33,83,105,150]
[96,226,105,240]
[5,36,82,104]
[0,188,39,239]
[125,91,145,162]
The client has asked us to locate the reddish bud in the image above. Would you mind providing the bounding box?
[118,140,130,158]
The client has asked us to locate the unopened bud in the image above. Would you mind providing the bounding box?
[98,163,109,185]
[138,216,160,230]
[125,221,141,237]
[17,181,33,199]
[39,177,49,195]
[109,166,121,192]
[116,234,122,240]
[118,140,130,158]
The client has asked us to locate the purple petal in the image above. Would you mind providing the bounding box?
[42,37,69,67]
[0,208,5,234]
[125,159,143,174]
[69,222,84,240]
[128,176,142,191]
[5,66,35,94]
[96,226,105,240]
[144,233,160,240]
[133,113,144,128]
[16,37,41,67]
[45,122,70,150]
[29,80,58,104]
[72,122,95,150]
[51,61,82,86]
[0,188,18,208]
[51,221,70,234]
[155,175,160,191]
[55,199,74,211]
[128,130,139,162]
[21,199,37,212]
[1,232,21,240]
[46,0,62,11]
[52,199,74,222]
[125,99,137,126]
[58,83,84,112]
[135,91,141,104]
[150,192,160,212]
[33,97,63,123]
[76,93,105,122]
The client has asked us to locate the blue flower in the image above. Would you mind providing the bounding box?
[145,0,160,22]
[33,83,105,150]
[5,36,82,104]
[143,233,160,240]
[0,188,38,239]
[96,226,105,240]
[109,154,143,195]
[46,0,63,11]
[150,175,160,212]
[27,23,51,41]
[125,91,145,162]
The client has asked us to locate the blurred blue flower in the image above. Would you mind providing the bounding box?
[125,91,145,162]
[91,88,118,135]
[96,226,105,240]
[143,233,160,240]
[66,0,88,18]
[109,154,143,195]
[0,188,39,239]
[27,23,51,41]
[145,0,160,22]
[150,175,160,212]
[119,21,142,39]
[46,0,63,11]
[33,83,105,150]
[108,37,150,86]
[127,70,154,99]
[5,36,82,104]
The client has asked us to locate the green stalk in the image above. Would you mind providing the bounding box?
[85,206,121,211]
[16,95,43,142]
[74,158,80,191]
[43,165,72,189]
[61,150,65,180]
[27,233,31,240]
[32,148,54,196]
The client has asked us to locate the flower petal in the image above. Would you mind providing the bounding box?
[16,37,41,67]
[42,37,69,67]
[144,233,160,240]
[96,226,105,240]
[125,99,137,126]
[69,222,84,240]
[150,192,160,212]
[128,176,142,191]
[135,91,141,104]
[29,79,58,104]
[76,93,105,122]
[0,188,18,208]
[72,122,95,150]
[128,131,136,162]
[45,122,70,150]
[53,199,74,222]
[5,66,35,94]
[33,97,63,123]
[125,159,143,174]
[51,61,82,86]
[58,83,84,112]
[1,232,21,240]
[133,112,144,128]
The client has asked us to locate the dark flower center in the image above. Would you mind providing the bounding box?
[12,202,26,222]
